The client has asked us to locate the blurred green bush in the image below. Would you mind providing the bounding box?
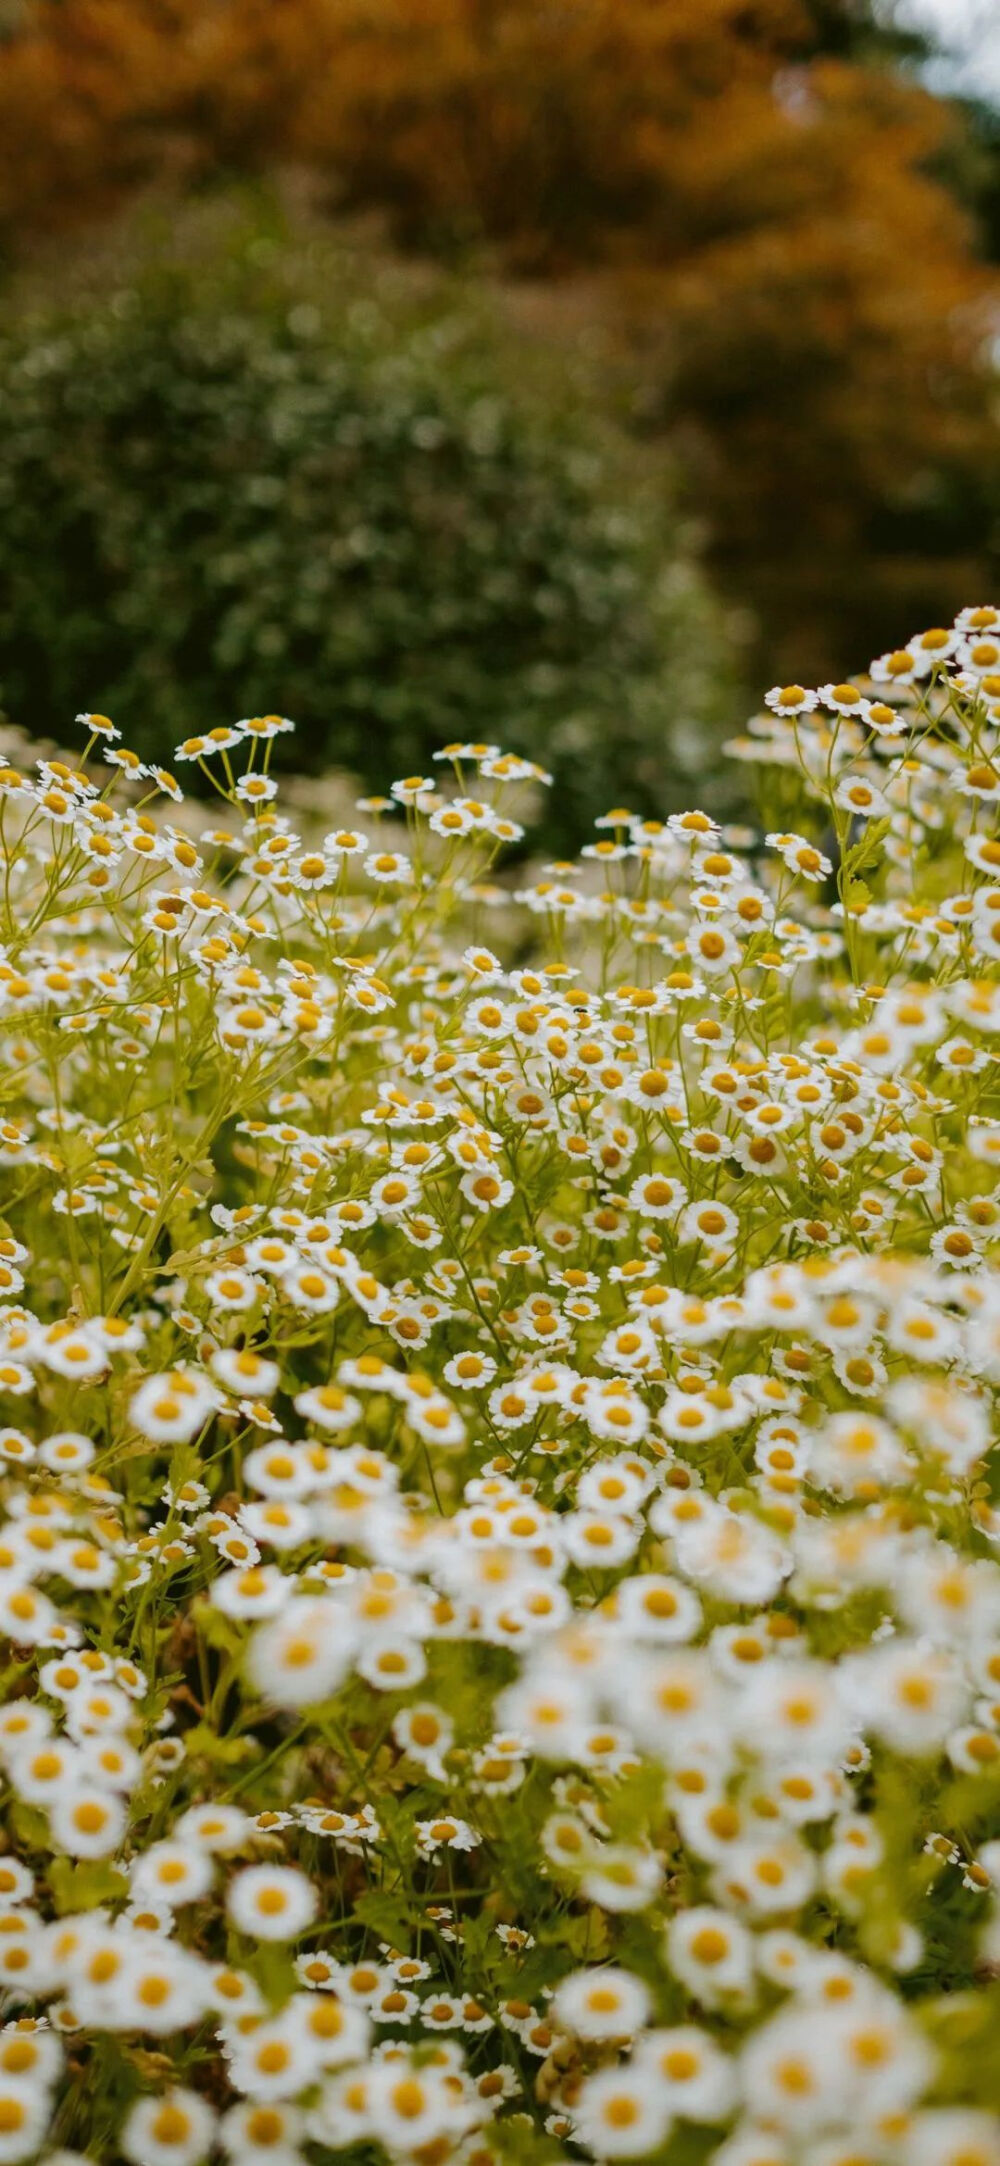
[0,234,730,847]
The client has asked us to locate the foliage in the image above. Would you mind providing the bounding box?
[0,1,997,681]
[0,613,1000,2156]
[0,236,725,849]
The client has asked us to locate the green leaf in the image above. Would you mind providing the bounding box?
[353,1888,412,1948]
[49,1857,129,1915]
[182,1720,256,1767]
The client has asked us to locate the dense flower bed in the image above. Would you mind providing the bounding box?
[0,615,1000,2165]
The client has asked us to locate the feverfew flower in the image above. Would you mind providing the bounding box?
[226,1865,317,1941]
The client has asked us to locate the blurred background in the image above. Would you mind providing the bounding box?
[0,0,997,843]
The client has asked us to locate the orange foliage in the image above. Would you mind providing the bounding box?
[0,2,976,267]
[0,0,996,675]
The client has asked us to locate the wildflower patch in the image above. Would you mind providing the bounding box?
[0,628,998,2161]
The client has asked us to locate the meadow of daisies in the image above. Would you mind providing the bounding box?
[1,614,1000,2166]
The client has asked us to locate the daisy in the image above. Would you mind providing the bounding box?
[219,2100,302,2166]
[0,2080,53,2163]
[366,2061,472,2154]
[666,1907,755,2003]
[635,2025,738,2120]
[249,1599,354,1707]
[225,2019,321,2102]
[552,1966,650,2041]
[571,2063,671,2158]
[130,1844,214,1910]
[130,1371,217,1445]
[226,1865,317,1942]
[844,1640,967,1754]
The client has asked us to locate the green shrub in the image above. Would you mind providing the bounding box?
[0,233,728,846]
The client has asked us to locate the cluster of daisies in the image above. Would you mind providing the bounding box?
[0,614,1000,2166]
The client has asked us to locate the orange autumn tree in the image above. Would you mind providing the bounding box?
[0,0,996,678]
[269,0,998,672]
[0,0,962,267]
